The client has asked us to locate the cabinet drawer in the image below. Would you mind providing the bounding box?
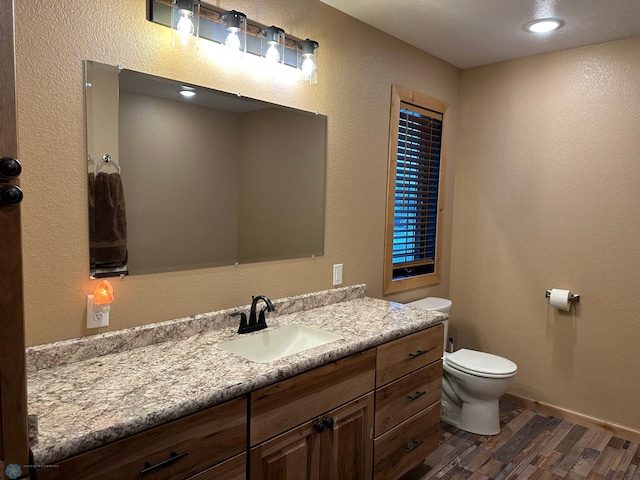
[373,401,441,480]
[250,348,376,446]
[186,453,245,480]
[376,324,443,386]
[375,359,442,436]
[38,397,247,480]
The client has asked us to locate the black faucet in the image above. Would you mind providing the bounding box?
[235,295,276,334]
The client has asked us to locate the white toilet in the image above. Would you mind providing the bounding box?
[406,297,517,435]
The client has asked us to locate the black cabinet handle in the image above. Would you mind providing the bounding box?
[0,185,23,206]
[406,440,423,453]
[408,348,429,359]
[314,417,334,433]
[140,451,188,475]
[407,391,426,403]
[0,157,21,179]
[323,417,335,429]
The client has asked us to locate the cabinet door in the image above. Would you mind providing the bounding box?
[250,422,320,480]
[320,393,374,480]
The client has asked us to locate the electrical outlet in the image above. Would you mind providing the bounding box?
[333,264,343,286]
[87,295,110,329]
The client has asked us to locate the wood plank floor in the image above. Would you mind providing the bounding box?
[400,401,640,480]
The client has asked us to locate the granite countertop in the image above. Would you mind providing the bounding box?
[27,285,445,465]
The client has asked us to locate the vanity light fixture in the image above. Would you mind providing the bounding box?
[525,18,564,33]
[261,26,285,65]
[151,1,319,83]
[170,0,200,49]
[220,10,247,54]
[297,39,319,84]
[87,280,114,329]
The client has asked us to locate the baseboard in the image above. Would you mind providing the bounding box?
[503,393,640,443]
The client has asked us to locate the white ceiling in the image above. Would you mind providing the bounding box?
[318,0,640,69]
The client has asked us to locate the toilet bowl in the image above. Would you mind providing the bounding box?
[406,297,517,435]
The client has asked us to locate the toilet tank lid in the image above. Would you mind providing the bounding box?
[406,297,452,311]
[446,349,517,376]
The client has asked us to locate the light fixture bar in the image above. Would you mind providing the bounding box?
[149,0,302,49]
[147,0,319,81]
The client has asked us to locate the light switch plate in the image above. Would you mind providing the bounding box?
[333,264,343,286]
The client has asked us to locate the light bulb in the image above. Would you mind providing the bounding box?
[93,280,114,305]
[224,28,241,51]
[297,39,319,84]
[525,18,563,33]
[301,56,316,80]
[177,10,195,45]
[265,43,281,63]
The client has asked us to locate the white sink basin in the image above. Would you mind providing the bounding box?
[218,324,343,363]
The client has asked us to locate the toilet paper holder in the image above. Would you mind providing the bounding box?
[545,290,580,304]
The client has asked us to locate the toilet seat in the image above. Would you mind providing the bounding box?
[445,349,517,378]
[407,297,452,312]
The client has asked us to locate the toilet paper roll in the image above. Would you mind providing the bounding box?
[549,288,572,311]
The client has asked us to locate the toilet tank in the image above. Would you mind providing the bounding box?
[405,297,451,352]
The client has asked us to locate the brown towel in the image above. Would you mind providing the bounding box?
[89,172,128,269]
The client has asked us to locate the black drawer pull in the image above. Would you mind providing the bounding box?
[408,348,428,359]
[140,451,189,475]
[406,440,423,453]
[407,391,426,402]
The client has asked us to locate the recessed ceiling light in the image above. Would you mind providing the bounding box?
[525,18,564,33]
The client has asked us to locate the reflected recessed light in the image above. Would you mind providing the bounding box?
[179,89,196,98]
[525,18,564,33]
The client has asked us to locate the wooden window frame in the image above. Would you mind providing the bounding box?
[383,85,450,294]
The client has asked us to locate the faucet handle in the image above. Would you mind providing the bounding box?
[258,307,270,327]
[231,311,249,334]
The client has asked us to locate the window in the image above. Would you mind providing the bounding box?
[384,85,449,294]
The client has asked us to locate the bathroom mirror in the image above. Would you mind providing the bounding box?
[85,61,326,276]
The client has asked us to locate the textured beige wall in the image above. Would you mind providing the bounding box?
[16,0,459,346]
[451,36,640,429]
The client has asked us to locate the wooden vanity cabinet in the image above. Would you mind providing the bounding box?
[373,324,444,480]
[249,349,376,480]
[35,322,444,480]
[250,393,374,480]
[249,323,444,480]
[37,396,247,480]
